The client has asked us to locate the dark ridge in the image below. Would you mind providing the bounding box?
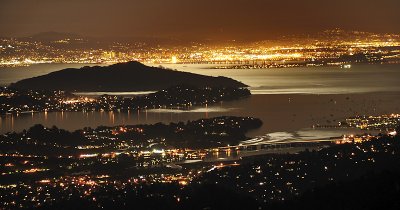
[28,31,83,41]
[9,62,248,92]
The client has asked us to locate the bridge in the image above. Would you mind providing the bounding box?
[200,138,338,163]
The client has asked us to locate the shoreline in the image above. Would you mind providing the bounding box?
[1,92,399,137]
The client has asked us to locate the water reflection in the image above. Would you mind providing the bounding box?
[0,103,225,133]
[206,148,241,162]
[2,93,400,136]
[240,128,363,145]
[0,115,15,132]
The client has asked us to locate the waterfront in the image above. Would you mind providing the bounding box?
[1,63,400,138]
[2,1,400,208]
[1,93,398,138]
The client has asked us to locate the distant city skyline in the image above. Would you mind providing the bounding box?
[1,0,400,40]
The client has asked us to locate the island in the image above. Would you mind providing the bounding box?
[9,61,248,92]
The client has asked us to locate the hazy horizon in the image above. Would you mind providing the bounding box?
[1,0,400,41]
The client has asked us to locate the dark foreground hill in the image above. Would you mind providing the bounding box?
[10,62,247,91]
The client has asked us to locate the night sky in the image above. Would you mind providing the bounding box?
[1,0,399,40]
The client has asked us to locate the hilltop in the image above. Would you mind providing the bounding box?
[9,62,247,92]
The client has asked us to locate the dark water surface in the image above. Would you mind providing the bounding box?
[1,63,399,139]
